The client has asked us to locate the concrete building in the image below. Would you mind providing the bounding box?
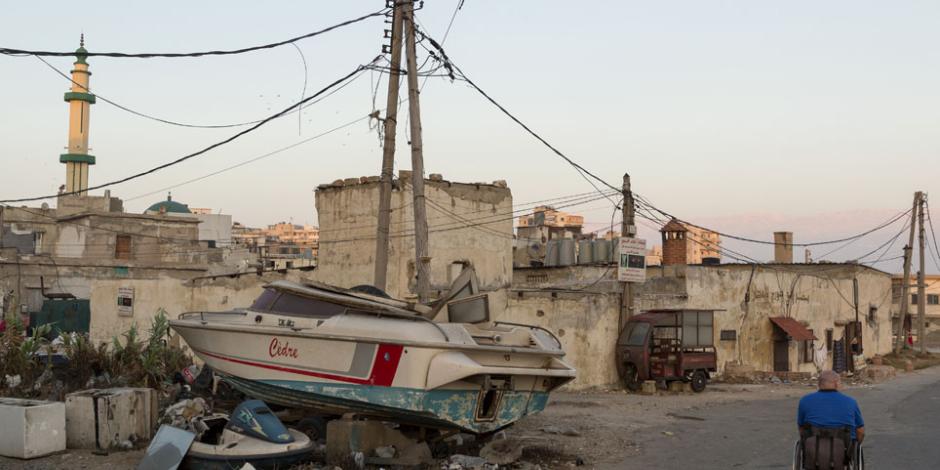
[505,262,893,389]
[660,219,722,265]
[314,171,513,299]
[517,205,584,243]
[891,273,940,337]
[143,194,233,248]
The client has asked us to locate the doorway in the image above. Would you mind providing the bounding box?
[774,339,790,372]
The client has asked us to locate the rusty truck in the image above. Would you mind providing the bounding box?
[616,309,718,393]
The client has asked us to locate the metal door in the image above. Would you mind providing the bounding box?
[774,340,790,372]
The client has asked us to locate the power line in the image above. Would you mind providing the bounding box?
[925,198,940,272]
[34,56,367,129]
[412,25,620,207]
[123,114,374,202]
[0,59,379,204]
[0,9,387,59]
[814,209,912,259]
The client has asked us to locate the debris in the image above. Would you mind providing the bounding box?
[666,412,706,421]
[161,397,211,436]
[375,445,396,458]
[449,454,487,469]
[769,376,783,384]
[640,380,658,395]
[541,425,582,437]
[118,440,134,450]
[662,431,675,437]
[5,374,21,388]
[480,437,524,465]
[865,365,897,383]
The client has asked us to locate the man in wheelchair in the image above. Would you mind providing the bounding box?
[795,370,865,469]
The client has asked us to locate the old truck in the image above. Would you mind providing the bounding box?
[616,309,717,393]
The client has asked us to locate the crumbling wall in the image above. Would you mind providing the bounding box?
[501,289,621,390]
[315,174,512,298]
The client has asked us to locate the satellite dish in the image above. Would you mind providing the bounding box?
[41,202,50,210]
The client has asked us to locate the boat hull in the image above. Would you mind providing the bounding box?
[221,374,549,434]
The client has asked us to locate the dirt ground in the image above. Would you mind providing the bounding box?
[0,379,886,469]
[505,382,817,468]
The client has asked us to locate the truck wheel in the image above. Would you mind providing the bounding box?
[622,364,640,392]
[690,370,708,393]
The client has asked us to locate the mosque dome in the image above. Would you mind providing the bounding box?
[145,193,191,215]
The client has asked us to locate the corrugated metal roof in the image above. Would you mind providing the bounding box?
[769,316,816,341]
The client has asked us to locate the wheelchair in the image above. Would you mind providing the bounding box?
[793,426,865,470]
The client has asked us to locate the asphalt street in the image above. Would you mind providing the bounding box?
[616,367,940,469]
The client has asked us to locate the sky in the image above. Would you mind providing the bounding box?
[1,1,938,272]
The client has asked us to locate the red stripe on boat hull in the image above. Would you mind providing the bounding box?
[195,344,404,387]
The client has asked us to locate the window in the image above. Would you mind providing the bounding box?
[825,329,834,352]
[115,235,132,260]
[868,305,877,323]
[928,294,939,305]
[912,294,918,305]
[800,329,815,363]
[620,322,650,346]
[720,329,737,341]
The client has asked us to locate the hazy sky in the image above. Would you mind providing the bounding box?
[1,1,938,272]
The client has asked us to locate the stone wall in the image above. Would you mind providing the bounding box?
[315,174,513,299]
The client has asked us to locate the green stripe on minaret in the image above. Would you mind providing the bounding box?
[60,154,96,164]
[64,92,96,104]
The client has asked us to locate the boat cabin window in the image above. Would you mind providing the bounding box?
[250,288,279,310]
[250,288,347,318]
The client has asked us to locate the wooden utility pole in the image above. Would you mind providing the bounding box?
[917,195,927,353]
[403,1,431,302]
[895,191,922,353]
[373,3,405,291]
[619,173,636,332]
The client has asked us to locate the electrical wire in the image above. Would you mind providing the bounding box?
[926,199,940,272]
[814,209,912,260]
[0,59,379,204]
[0,9,388,58]
[34,55,368,129]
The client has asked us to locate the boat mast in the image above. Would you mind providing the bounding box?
[373,1,405,292]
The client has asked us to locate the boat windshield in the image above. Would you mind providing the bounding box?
[250,288,279,310]
[250,288,346,318]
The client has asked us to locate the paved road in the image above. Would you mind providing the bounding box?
[617,367,940,469]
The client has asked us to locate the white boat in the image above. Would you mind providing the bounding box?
[170,270,575,434]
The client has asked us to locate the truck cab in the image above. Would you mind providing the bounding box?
[616,309,717,392]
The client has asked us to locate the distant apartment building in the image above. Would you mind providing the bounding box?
[660,218,721,265]
[232,222,319,269]
[891,274,940,336]
[517,206,584,242]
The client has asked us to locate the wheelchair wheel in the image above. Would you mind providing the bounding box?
[852,445,864,470]
[793,440,804,470]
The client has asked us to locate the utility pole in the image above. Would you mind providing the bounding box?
[917,194,927,353]
[619,173,636,332]
[895,191,922,353]
[403,0,431,302]
[373,1,405,291]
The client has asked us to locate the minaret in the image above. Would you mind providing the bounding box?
[60,34,96,196]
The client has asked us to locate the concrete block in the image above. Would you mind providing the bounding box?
[864,365,897,383]
[668,381,692,394]
[66,388,158,450]
[0,398,66,459]
[640,380,658,395]
[326,418,418,466]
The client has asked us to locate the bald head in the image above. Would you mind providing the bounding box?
[818,370,841,390]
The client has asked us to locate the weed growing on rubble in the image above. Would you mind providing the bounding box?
[0,309,191,398]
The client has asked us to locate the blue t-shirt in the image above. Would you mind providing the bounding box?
[797,390,865,439]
